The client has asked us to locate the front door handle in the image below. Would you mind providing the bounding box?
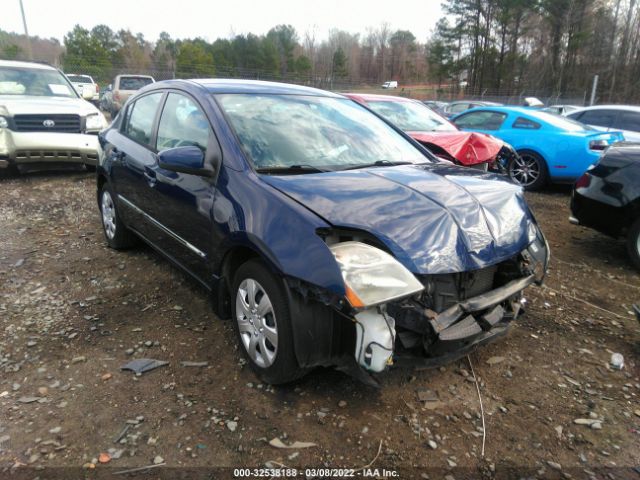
[144,168,157,187]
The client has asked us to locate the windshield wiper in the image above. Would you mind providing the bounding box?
[256,164,330,174]
[339,160,414,171]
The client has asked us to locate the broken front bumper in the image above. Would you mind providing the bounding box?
[0,129,99,170]
[393,274,534,368]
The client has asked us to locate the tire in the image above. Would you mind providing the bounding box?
[627,218,640,271]
[98,185,137,249]
[231,259,306,384]
[508,150,548,191]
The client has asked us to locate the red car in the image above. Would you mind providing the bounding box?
[345,93,516,170]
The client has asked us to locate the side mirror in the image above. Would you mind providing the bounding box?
[158,146,213,177]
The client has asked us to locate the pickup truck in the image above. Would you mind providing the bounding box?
[103,74,155,115]
[66,74,99,104]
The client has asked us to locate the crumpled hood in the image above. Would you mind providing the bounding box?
[0,95,99,116]
[409,131,504,165]
[262,163,536,274]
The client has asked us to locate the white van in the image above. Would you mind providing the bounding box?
[381,81,398,89]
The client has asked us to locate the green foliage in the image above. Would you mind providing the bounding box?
[2,43,21,60]
[332,47,348,78]
[175,41,215,78]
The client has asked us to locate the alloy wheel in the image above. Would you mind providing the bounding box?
[235,278,278,368]
[510,154,541,187]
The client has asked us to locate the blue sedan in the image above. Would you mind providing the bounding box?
[451,106,624,190]
[97,80,548,384]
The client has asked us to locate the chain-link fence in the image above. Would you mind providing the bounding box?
[60,60,589,107]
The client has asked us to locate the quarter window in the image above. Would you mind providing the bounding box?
[124,93,163,147]
[156,93,211,151]
[513,117,541,129]
[453,111,507,130]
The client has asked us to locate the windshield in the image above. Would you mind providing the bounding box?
[367,99,457,132]
[0,66,76,97]
[216,94,429,171]
[67,75,92,83]
[119,77,154,90]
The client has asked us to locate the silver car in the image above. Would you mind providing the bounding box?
[0,60,107,174]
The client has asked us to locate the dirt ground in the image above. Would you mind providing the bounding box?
[0,172,639,480]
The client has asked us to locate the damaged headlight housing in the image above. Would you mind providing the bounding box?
[329,241,424,308]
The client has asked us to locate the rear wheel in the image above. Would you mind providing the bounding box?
[627,218,640,271]
[231,259,306,384]
[509,150,548,191]
[99,185,137,249]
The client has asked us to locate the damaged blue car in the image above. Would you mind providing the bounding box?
[96,80,549,385]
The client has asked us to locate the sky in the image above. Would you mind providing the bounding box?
[1,0,443,44]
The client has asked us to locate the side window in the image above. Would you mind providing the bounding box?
[124,93,163,147]
[513,117,541,129]
[453,111,507,130]
[156,93,211,151]
[613,111,640,132]
[579,110,616,128]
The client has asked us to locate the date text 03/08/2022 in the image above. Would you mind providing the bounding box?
[233,468,399,477]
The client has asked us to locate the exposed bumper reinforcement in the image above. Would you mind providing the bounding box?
[430,274,535,334]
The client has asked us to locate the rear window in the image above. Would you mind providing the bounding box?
[119,77,154,91]
[67,75,92,83]
[575,110,617,128]
[613,111,640,132]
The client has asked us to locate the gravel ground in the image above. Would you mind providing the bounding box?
[0,172,639,480]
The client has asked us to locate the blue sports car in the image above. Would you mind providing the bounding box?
[96,80,548,384]
[451,106,624,190]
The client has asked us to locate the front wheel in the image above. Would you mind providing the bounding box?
[627,218,640,271]
[508,151,548,191]
[231,259,306,384]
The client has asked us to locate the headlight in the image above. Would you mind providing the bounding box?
[86,113,107,131]
[0,116,8,129]
[329,241,424,308]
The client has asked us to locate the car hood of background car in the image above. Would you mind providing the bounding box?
[409,131,504,166]
[0,95,99,116]
[262,163,535,274]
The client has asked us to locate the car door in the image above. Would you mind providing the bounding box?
[148,91,219,283]
[110,91,164,240]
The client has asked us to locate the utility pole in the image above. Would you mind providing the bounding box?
[18,0,33,60]
[589,74,599,106]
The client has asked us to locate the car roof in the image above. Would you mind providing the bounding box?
[190,79,343,97]
[0,59,57,70]
[570,105,640,113]
[343,93,414,103]
[458,105,575,122]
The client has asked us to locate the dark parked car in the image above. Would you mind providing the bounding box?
[570,142,640,270]
[97,79,549,384]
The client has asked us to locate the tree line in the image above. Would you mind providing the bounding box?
[1,0,639,102]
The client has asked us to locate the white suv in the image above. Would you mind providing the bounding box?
[0,60,107,174]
